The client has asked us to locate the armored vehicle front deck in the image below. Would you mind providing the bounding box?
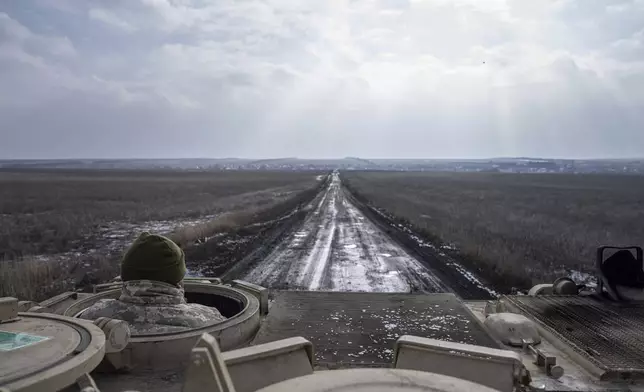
[252,291,500,368]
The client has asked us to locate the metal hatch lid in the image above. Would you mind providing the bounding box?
[0,312,106,392]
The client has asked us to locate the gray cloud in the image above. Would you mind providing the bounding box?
[89,8,137,32]
[0,0,643,159]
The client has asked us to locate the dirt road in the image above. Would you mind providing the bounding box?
[242,172,452,293]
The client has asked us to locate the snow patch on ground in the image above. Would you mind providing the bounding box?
[374,207,498,297]
[446,260,499,298]
[95,214,219,251]
[440,244,457,251]
[185,268,204,277]
[22,214,221,267]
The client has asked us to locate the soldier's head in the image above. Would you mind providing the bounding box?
[120,232,187,286]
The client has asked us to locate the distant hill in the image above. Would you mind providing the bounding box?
[0,157,641,174]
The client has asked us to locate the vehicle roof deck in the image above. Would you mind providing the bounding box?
[252,290,500,369]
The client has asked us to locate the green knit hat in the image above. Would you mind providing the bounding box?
[120,232,187,285]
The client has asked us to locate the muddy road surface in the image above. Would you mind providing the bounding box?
[242,173,452,293]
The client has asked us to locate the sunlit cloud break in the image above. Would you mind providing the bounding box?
[0,0,643,159]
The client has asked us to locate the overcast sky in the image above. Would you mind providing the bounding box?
[1,0,643,159]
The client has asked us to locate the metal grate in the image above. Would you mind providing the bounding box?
[505,295,644,380]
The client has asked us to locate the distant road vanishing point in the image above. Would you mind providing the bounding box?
[242,172,451,293]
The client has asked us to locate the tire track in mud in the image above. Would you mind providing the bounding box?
[297,181,338,290]
[243,176,332,288]
[242,172,452,293]
[338,187,450,293]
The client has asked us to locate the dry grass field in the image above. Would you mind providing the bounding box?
[0,169,321,300]
[0,169,319,258]
[342,171,644,291]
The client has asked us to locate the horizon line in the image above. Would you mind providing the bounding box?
[1,157,644,161]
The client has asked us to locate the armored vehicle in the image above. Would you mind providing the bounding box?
[2,246,644,392]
